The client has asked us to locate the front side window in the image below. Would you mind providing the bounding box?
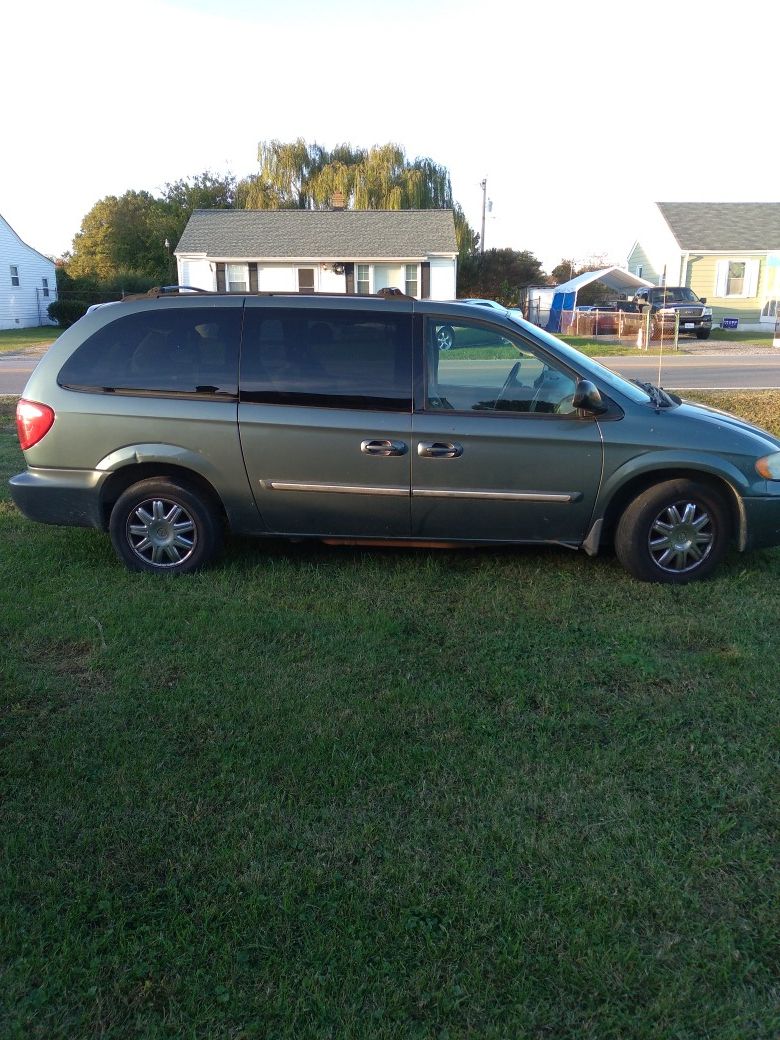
[241,308,412,411]
[426,319,577,415]
[405,264,418,297]
[57,307,242,396]
[10,265,19,287]
[226,264,248,293]
[356,264,370,294]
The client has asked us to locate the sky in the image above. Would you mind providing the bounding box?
[2,0,778,274]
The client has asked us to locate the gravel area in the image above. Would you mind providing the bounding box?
[681,341,777,356]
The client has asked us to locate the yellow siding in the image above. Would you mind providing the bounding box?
[627,242,660,283]
[686,254,764,323]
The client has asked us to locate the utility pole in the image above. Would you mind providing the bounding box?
[480,178,487,254]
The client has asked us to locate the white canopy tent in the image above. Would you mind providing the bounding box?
[547,266,653,332]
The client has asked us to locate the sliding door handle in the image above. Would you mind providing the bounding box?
[361,439,408,457]
[417,441,463,459]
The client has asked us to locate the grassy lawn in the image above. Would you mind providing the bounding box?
[0,326,62,353]
[2,393,779,1039]
[709,328,774,343]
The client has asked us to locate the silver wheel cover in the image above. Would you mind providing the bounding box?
[648,500,714,573]
[126,497,197,568]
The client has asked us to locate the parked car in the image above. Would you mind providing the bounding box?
[447,299,524,348]
[10,291,780,582]
[633,287,713,340]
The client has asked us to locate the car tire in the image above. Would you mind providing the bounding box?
[436,325,455,350]
[695,329,711,340]
[109,478,223,574]
[615,479,730,583]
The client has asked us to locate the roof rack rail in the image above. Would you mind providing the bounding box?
[121,285,210,302]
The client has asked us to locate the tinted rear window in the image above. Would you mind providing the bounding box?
[241,308,413,411]
[58,308,242,396]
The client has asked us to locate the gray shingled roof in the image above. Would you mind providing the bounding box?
[657,202,780,251]
[175,208,457,259]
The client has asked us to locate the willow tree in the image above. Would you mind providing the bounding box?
[245,138,460,214]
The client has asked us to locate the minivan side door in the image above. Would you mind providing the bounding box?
[411,317,603,543]
[239,298,413,537]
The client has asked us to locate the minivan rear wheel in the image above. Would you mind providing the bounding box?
[109,478,222,574]
[615,479,730,583]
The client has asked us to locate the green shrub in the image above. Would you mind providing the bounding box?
[47,298,90,327]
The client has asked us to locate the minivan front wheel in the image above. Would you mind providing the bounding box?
[615,479,730,583]
[109,478,222,574]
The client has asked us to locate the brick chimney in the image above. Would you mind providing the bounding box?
[330,191,346,210]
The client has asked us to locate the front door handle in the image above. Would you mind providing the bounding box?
[361,438,408,457]
[417,441,463,459]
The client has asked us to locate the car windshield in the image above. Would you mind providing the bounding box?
[505,315,653,404]
[648,288,700,304]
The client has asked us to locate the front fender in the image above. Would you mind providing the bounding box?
[590,450,750,552]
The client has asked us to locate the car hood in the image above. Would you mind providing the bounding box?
[675,399,780,452]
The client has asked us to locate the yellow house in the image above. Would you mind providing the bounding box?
[627,203,780,330]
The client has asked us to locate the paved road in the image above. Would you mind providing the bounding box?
[2,345,780,396]
[601,353,780,390]
[0,349,49,395]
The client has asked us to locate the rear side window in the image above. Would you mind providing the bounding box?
[57,308,242,397]
[240,308,413,411]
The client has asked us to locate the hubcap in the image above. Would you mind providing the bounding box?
[648,500,714,573]
[126,498,196,568]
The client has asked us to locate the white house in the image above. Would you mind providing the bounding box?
[175,208,458,300]
[0,213,57,330]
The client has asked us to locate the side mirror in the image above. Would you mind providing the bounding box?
[699,297,707,304]
[572,378,607,414]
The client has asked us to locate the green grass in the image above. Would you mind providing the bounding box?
[709,328,774,343]
[1,393,779,1039]
[0,326,61,353]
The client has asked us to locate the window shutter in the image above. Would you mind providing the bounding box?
[216,263,226,292]
[249,263,258,293]
[714,260,728,297]
[744,259,759,298]
[421,262,431,299]
[345,263,355,294]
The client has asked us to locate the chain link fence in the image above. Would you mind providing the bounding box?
[559,308,682,350]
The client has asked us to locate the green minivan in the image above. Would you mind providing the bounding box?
[10,291,780,582]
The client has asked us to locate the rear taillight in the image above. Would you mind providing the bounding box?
[16,399,55,450]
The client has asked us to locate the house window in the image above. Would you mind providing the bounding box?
[356,264,370,294]
[10,265,19,287]
[405,264,418,297]
[727,262,745,295]
[226,264,248,293]
[715,258,759,299]
[636,265,643,279]
[42,277,50,298]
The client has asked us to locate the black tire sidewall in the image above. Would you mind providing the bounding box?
[615,479,730,583]
[109,478,221,574]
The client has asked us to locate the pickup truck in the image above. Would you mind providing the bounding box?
[632,287,713,340]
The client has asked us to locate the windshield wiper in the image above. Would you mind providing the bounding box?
[631,379,679,408]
